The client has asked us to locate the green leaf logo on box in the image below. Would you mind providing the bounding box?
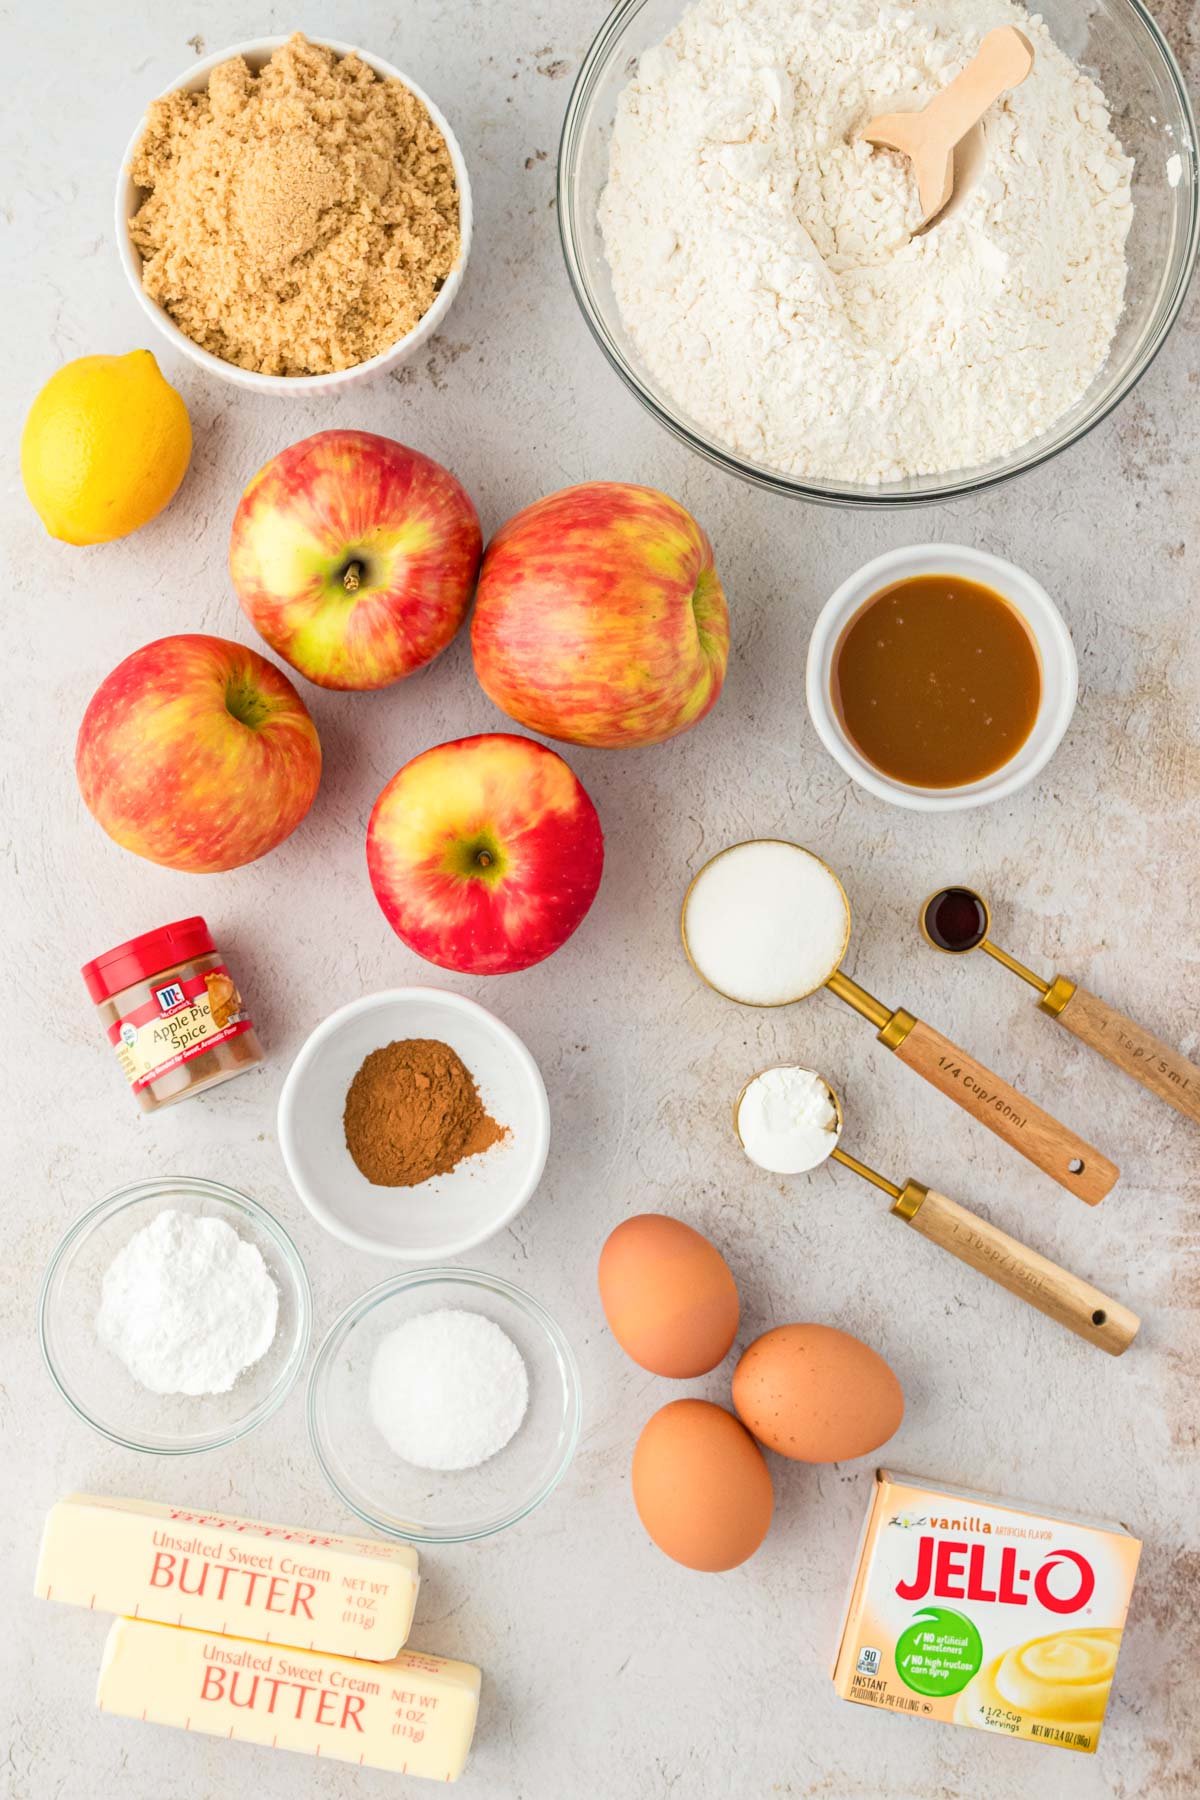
[896,1607,983,1696]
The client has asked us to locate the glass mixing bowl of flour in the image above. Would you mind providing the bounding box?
[39,1177,313,1454]
[559,0,1197,505]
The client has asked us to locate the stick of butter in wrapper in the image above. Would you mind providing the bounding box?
[832,1469,1141,1755]
[36,1494,418,1660]
[97,1619,480,1781]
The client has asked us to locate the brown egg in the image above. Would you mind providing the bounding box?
[632,1399,774,1571]
[597,1213,739,1377]
[732,1323,904,1463]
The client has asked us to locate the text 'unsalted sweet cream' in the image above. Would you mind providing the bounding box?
[36,1493,419,1661]
[97,1619,480,1781]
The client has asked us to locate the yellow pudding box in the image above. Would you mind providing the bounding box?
[832,1470,1141,1755]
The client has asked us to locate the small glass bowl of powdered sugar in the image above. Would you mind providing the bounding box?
[39,1177,312,1454]
[308,1268,582,1542]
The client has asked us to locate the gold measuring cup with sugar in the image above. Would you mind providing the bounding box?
[922,886,1200,1126]
[682,839,1118,1204]
[733,1065,1137,1355]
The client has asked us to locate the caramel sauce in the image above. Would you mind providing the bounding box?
[831,574,1042,789]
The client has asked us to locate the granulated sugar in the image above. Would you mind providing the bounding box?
[684,841,851,1004]
[601,0,1133,483]
[369,1310,529,1471]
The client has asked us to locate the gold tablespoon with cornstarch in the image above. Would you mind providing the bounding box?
[733,1065,1138,1356]
[921,885,1200,1125]
[681,839,1118,1204]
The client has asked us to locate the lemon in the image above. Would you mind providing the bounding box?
[21,350,192,545]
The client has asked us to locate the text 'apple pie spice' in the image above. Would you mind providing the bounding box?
[344,1039,507,1187]
[129,34,461,376]
[82,918,263,1113]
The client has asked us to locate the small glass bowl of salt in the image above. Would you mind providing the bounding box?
[39,1176,312,1454]
[308,1268,582,1542]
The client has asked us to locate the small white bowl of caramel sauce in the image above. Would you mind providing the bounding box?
[805,544,1077,812]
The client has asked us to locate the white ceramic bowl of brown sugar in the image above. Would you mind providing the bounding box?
[115,35,473,393]
[278,989,551,1261]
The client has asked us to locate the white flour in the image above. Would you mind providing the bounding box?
[601,0,1134,483]
[96,1209,278,1396]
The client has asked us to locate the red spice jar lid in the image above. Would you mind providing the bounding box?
[81,917,215,1004]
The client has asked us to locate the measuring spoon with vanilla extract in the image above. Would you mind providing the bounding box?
[733,1065,1137,1355]
[681,839,1118,1203]
[922,886,1200,1125]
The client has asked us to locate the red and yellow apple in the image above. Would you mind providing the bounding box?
[76,634,322,873]
[471,482,730,748]
[230,429,482,691]
[367,733,604,974]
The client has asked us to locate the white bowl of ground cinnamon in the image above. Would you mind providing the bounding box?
[278,989,551,1259]
[115,33,472,390]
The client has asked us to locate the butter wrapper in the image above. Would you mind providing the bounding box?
[36,1494,419,1661]
[832,1469,1141,1754]
[97,1619,480,1782]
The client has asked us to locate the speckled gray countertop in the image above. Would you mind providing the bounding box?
[2,3,1198,1796]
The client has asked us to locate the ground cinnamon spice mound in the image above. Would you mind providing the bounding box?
[344,1038,507,1188]
[129,33,461,375]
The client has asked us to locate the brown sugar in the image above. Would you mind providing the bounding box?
[129,33,461,375]
[344,1039,508,1188]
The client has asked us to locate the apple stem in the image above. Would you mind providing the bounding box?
[343,561,364,593]
[477,851,493,869]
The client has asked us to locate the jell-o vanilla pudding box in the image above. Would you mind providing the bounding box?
[833,1470,1141,1754]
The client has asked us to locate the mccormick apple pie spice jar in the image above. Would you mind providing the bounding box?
[82,918,263,1113]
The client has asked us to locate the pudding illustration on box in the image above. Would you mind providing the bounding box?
[833,1471,1141,1754]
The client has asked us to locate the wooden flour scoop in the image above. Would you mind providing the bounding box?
[861,25,1035,229]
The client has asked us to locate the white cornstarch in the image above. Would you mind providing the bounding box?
[601,0,1133,483]
[96,1209,278,1396]
[737,1066,843,1173]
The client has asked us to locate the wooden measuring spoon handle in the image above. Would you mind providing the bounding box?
[888,1018,1118,1203]
[895,1186,1138,1356]
[1050,984,1200,1126]
[924,26,1035,136]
